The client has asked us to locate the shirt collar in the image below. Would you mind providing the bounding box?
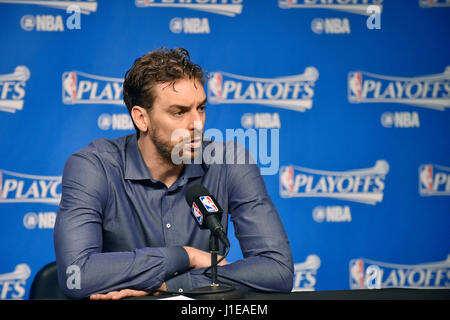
[124,134,205,183]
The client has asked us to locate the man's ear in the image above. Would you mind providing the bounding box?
[131,106,149,134]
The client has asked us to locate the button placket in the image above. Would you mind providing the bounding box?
[161,190,175,245]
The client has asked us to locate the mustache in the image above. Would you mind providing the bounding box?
[191,131,203,141]
[173,130,204,144]
[170,124,204,146]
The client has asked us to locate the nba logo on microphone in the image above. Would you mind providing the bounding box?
[191,203,203,225]
[200,196,219,212]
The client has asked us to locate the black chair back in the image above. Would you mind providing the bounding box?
[29,261,69,299]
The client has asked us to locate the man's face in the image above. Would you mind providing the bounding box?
[147,77,206,164]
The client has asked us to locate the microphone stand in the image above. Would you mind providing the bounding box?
[185,233,242,300]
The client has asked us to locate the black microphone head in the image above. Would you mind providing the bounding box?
[185,183,228,247]
[185,183,210,206]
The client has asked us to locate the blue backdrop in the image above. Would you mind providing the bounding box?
[0,0,449,299]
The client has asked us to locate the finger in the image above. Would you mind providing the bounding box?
[89,293,106,300]
[111,289,136,300]
[112,289,148,300]
[217,257,228,266]
[110,290,127,300]
[133,290,149,297]
[104,291,122,300]
[124,289,148,298]
[90,291,119,300]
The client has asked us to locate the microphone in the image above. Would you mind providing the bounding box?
[183,183,242,300]
[185,184,230,248]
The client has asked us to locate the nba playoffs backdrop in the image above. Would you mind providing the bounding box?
[0,0,449,299]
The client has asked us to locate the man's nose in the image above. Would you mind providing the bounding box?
[188,110,204,131]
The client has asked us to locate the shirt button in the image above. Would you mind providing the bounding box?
[166,223,171,229]
[178,288,183,293]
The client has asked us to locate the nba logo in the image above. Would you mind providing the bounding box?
[62,71,77,104]
[350,259,365,289]
[135,0,152,6]
[348,72,362,102]
[200,196,218,212]
[279,0,294,8]
[419,164,433,195]
[280,166,294,196]
[208,72,223,102]
[192,203,203,225]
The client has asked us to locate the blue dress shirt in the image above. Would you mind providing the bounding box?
[54,133,293,299]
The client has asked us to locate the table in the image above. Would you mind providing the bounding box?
[130,288,450,300]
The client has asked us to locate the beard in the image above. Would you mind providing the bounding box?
[149,122,203,166]
[149,127,174,165]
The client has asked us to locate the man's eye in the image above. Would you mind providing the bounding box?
[198,105,206,112]
[174,111,184,116]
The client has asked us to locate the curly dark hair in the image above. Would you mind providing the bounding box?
[123,47,206,133]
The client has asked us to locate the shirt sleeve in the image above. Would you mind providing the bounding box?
[166,142,294,293]
[54,152,190,299]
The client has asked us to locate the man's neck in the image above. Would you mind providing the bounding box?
[137,135,183,189]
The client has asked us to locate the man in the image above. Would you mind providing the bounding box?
[54,48,293,300]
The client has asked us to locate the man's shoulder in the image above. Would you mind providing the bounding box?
[74,134,131,156]
[68,134,134,168]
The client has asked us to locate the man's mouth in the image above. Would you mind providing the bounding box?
[189,139,202,149]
